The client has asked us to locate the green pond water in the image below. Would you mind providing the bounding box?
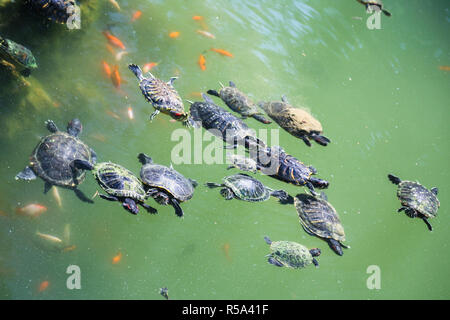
[0,0,449,300]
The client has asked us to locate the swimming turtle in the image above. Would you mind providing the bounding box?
[356,0,391,17]
[128,64,191,126]
[207,81,271,124]
[27,0,78,24]
[388,174,439,231]
[259,96,330,147]
[15,119,96,203]
[74,161,156,215]
[0,36,38,77]
[264,236,320,269]
[205,173,289,202]
[138,153,196,217]
[294,193,348,256]
[189,93,266,150]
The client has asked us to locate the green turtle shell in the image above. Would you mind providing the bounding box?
[223,174,270,202]
[93,162,147,201]
[397,181,440,218]
[268,241,313,269]
[140,164,194,202]
[294,194,345,242]
[219,86,259,117]
[0,36,37,72]
[30,132,92,188]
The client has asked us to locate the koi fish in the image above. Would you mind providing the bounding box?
[197,30,215,39]
[36,232,63,245]
[115,50,128,61]
[127,106,134,120]
[131,10,142,22]
[111,65,121,88]
[102,61,112,77]
[38,280,49,292]
[211,48,233,57]
[52,187,62,208]
[192,16,203,20]
[16,204,47,218]
[106,44,116,56]
[169,31,180,38]
[102,31,126,50]
[63,245,77,253]
[112,252,122,264]
[106,110,121,120]
[143,62,158,73]
[222,243,232,261]
[439,66,450,71]
[108,0,120,11]
[198,54,206,71]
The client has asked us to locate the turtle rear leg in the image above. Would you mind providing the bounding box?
[141,202,157,214]
[170,198,184,218]
[251,114,272,124]
[310,133,330,146]
[301,135,312,147]
[74,189,94,204]
[421,217,433,232]
[43,182,52,194]
[268,257,284,267]
[15,166,37,181]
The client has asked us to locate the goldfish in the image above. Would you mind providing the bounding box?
[102,31,126,50]
[131,10,142,22]
[192,16,203,20]
[52,187,62,208]
[211,48,233,58]
[102,61,112,77]
[112,252,122,264]
[142,62,158,73]
[111,65,121,88]
[63,245,77,253]
[109,0,120,11]
[36,232,63,245]
[222,243,231,261]
[106,110,121,120]
[127,106,134,120]
[16,203,47,218]
[52,101,61,108]
[169,31,180,38]
[38,280,49,292]
[197,30,215,39]
[198,54,206,71]
[439,66,450,71]
[115,50,128,61]
[106,44,116,56]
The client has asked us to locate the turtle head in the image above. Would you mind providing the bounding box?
[26,54,38,70]
[309,248,321,257]
[67,118,82,137]
[123,198,139,215]
[328,239,343,256]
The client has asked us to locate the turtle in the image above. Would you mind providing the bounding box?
[73,161,157,215]
[26,0,78,24]
[207,81,271,124]
[205,173,289,202]
[0,36,38,77]
[356,0,391,17]
[128,64,191,126]
[259,95,330,147]
[226,153,258,173]
[189,93,266,150]
[15,119,96,203]
[294,192,348,256]
[388,174,439,231]
[263,236,321,269]
[138,153,197,218]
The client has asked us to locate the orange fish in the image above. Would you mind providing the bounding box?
[211,48,233,57]
[0,210,8,217]
[192,16,203,20]
[222,243,231,261]
[63,245,77,253]
[143,62,158,73]
[169,31,180,38]
[131,10,142,22]
[102,61,112,77]
[38,280,49,292]
[197,30,215,39]
[108,0,120,11]
[106,44,116,56]
[198,54,206,71]
[91,133,107,142]
[127,106,134,120]
[112,252,122,264]
[106,110,121,120]
[16,204,47,218]
[111,65,121,88]
[439,66,450,71]
[189,92,202,98]
[102,31,126,50]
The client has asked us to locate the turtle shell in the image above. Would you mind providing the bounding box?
[223,174,270,202]
[93,162,147,201]
[0,37,37,71]
[397,181,439,218]
[27,0,77,24]
[30,132,92,188]
[294,194,345,242]
[219,86,258,116]
[268,240,313,268]
[140,164,194,202]
[139,76,185,116]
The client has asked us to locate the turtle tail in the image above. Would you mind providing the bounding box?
[206,89,220,98]
[128,64,144,81]
[388,174,401,185]
[252,114,272,124]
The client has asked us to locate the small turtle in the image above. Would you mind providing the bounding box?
[226,153,258,173]
[16,119,96,203]
[128,64,191,126]
[189,93,266,150]
[0,36,38,77]
[207,81,271,124]
[388,174,439,231]
[159,287,169,300]
[294,193,348,256]
[264,236,321,269]
[74,161,157,215]
[356,0,391,17]
[205,173,289,202]
[138,153,196,217]
[259,96,330,147]
[27,0,78,24]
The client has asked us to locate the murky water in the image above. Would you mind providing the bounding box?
[0,0,449,299]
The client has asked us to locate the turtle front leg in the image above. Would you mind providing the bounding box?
[74,188,94,204]
[141,202,157,214]
[15,166,37,181]
[99,193,119,201]
[45,120,59,133]
[305,181,318,196]
[269,189,290,203]
[220,188,234,200]
[421,217,433,232]
[170,198,184,218]
[149,109,160,122]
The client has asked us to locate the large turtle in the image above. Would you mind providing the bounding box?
[356,0,391,17]
[294,193,348,256]
[128,64,191,126]
[74,161,157,215]
[259,96,330,147]
[264,236,321,269]
[189,93,266,150]
[205,173,288,202]
[207,81,271,124]
[15,119,96,203]
[138,153,196,218]
[0,36,38,77]
[26,0,79,24]
[388,174,439,231]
